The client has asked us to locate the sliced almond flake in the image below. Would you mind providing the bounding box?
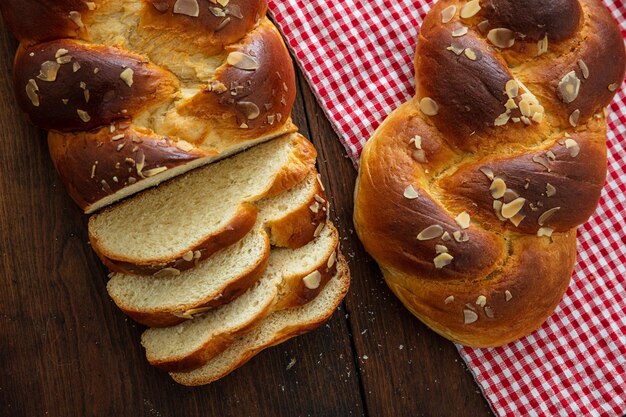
[537,35,548,56]
[55,49,69,58]
[72,62,81,72]
[538,207,560,225]
[215,17,232,31]
[309,202,320,214]
[487,28,515,49]
[37,61,61,82]
[209,6,226,17]
[176,139,194,152]
[532,155,551,172]
[314,194,325,204]
[494,112,510,126]
[153,268,181,278]
[477,20,490,33]
[537,227,554,237]
[182,251,194,262]
[476,295,487,307]
[56,55,72,64]
[564,138,580,157]
[447,44,465,55]
[327,251,337,269]
[453,230,463,242]
[417,225,444,241]
[316,173,326,192]
[412,149,428,164]
[441,231,451,242]
[120,68,134,87]
[480,167,494,180]
[505,80,519,98]
[227,52,259,71]
[484,306,495,318]
[460,0,481,19]
[608,83,619,92]
[303,271,322,289]
[455,211,471,229]
[143,166,168,177]
[236,101,260,120]
[505,98,518,110]
[193,250,202,259]
[557,71,581,104]
[26,79,40,106]
[68,11,84,28]
[501,197,525,219]
[173,0,200,17]
[85,2,97,11]
[77,109,91,122]
[490,178,506,199]
[435,244,449,254]
[434,253,454,269]
[464,48,477,61]
[505,290,513,301]
[313,222,325,237]
[403,185,419,200]
[578,60,590,79]
[452,26,469,37]
[464,309,479,324]
[441,5,457,23]
[419,97,439,116]
[546,150,556,161]
[569,109,581,127]
[546,183,557,197]
[444,295,455,304]
[409,135,422,149]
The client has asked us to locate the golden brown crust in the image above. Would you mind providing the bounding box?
[354,0,625,347]
[48,124,210,212]
[14,40,178,132]
[3,2,298,213]
[0,0,94,45]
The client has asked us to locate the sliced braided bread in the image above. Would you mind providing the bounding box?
[170,255,350,386]
[89,133,316,276]
[140,222,339,371]
[107,170,329,327]
[0,1,298,212]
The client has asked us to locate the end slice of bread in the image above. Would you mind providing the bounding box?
[89,133,316,275]
[141,222,339,372]
[169,255,350,386]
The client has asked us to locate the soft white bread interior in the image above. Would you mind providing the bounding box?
[141,222,339,372]
[89,132,316,275]
[170,255,350,386]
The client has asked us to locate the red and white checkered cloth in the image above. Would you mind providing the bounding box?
[267,1,626,416]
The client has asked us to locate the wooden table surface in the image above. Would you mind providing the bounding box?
[0,20,496,417]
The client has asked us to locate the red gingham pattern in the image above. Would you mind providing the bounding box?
[267,1,626,416]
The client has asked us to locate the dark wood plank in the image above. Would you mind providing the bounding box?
[296,71,496,417]
[0,22,365,417]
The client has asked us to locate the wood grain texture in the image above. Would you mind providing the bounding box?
[0,16,493,417]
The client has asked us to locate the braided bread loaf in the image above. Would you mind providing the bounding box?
[1,0,296,212]
[354,0,625,347]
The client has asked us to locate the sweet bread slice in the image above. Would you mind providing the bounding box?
[141,222,339,372]
[170,255,350,386]
[89,133,316,275]
[107,173,329,327]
